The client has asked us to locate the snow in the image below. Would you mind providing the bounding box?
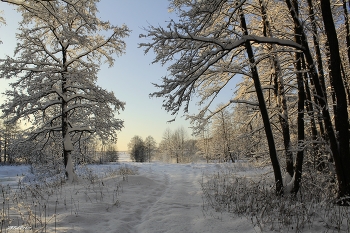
[283,172,295,193]
[0,165,28,186]
[0,162,345,233]
[149,32,304,55]
[0,162,257,233]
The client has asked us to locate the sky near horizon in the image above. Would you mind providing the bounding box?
[0,1,238,151]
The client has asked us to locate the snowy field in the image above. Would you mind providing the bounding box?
[0,161,347,233]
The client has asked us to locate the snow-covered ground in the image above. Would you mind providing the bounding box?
[0,162,260,233]
[0,162,346,233]
[0,165,28,186]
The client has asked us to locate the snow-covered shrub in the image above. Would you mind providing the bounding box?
[23,163,65,186]
[117,164,139,181]
[75,165,99,183]
[105,149,119,163]
[74,164,138,183]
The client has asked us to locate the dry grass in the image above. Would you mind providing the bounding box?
[0,164,139,232]
[200,165,350,233]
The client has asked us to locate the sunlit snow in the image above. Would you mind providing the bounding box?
[0,160,346,233]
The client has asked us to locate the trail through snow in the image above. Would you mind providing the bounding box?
[132,163,257,233]
[0,163,258,233]
[77,163,257,233]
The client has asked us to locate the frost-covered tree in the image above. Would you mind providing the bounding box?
[158,127,192,163]
[0,0,129,182]
[104,144,119,163]
[140,0,300,194]
[0,120,21,163]
[144,135,157,162]
[196,123,213,163]
[140,0,350,200]
[172,126,188,163]
[128,136,146,162]
[158,128,173,162]
[211,106,234,162]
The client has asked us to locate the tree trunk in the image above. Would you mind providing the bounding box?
[290,0,305,194]
[320,0,350,203]
[239,7,283,195]
[303,58,323,170]
[61,48,75,182]
[341,63,350,105]
[292,51,305,194]
[259,0,293,178]
[292,74,305,194]
[306,0,327,94]
[306,0,327,143]
[342,0,350,67]
[286,0,350,200]
[62,89,75,181]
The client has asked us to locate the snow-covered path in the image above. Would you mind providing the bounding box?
[135,164,204,233]
[0,163,258,233]
[1,163,347,232]
[111,163,256,233]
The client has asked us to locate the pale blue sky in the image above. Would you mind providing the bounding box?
[0,1,237,151]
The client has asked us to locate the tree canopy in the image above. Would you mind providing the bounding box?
[141,0,350,202]
[0,0,130,181]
